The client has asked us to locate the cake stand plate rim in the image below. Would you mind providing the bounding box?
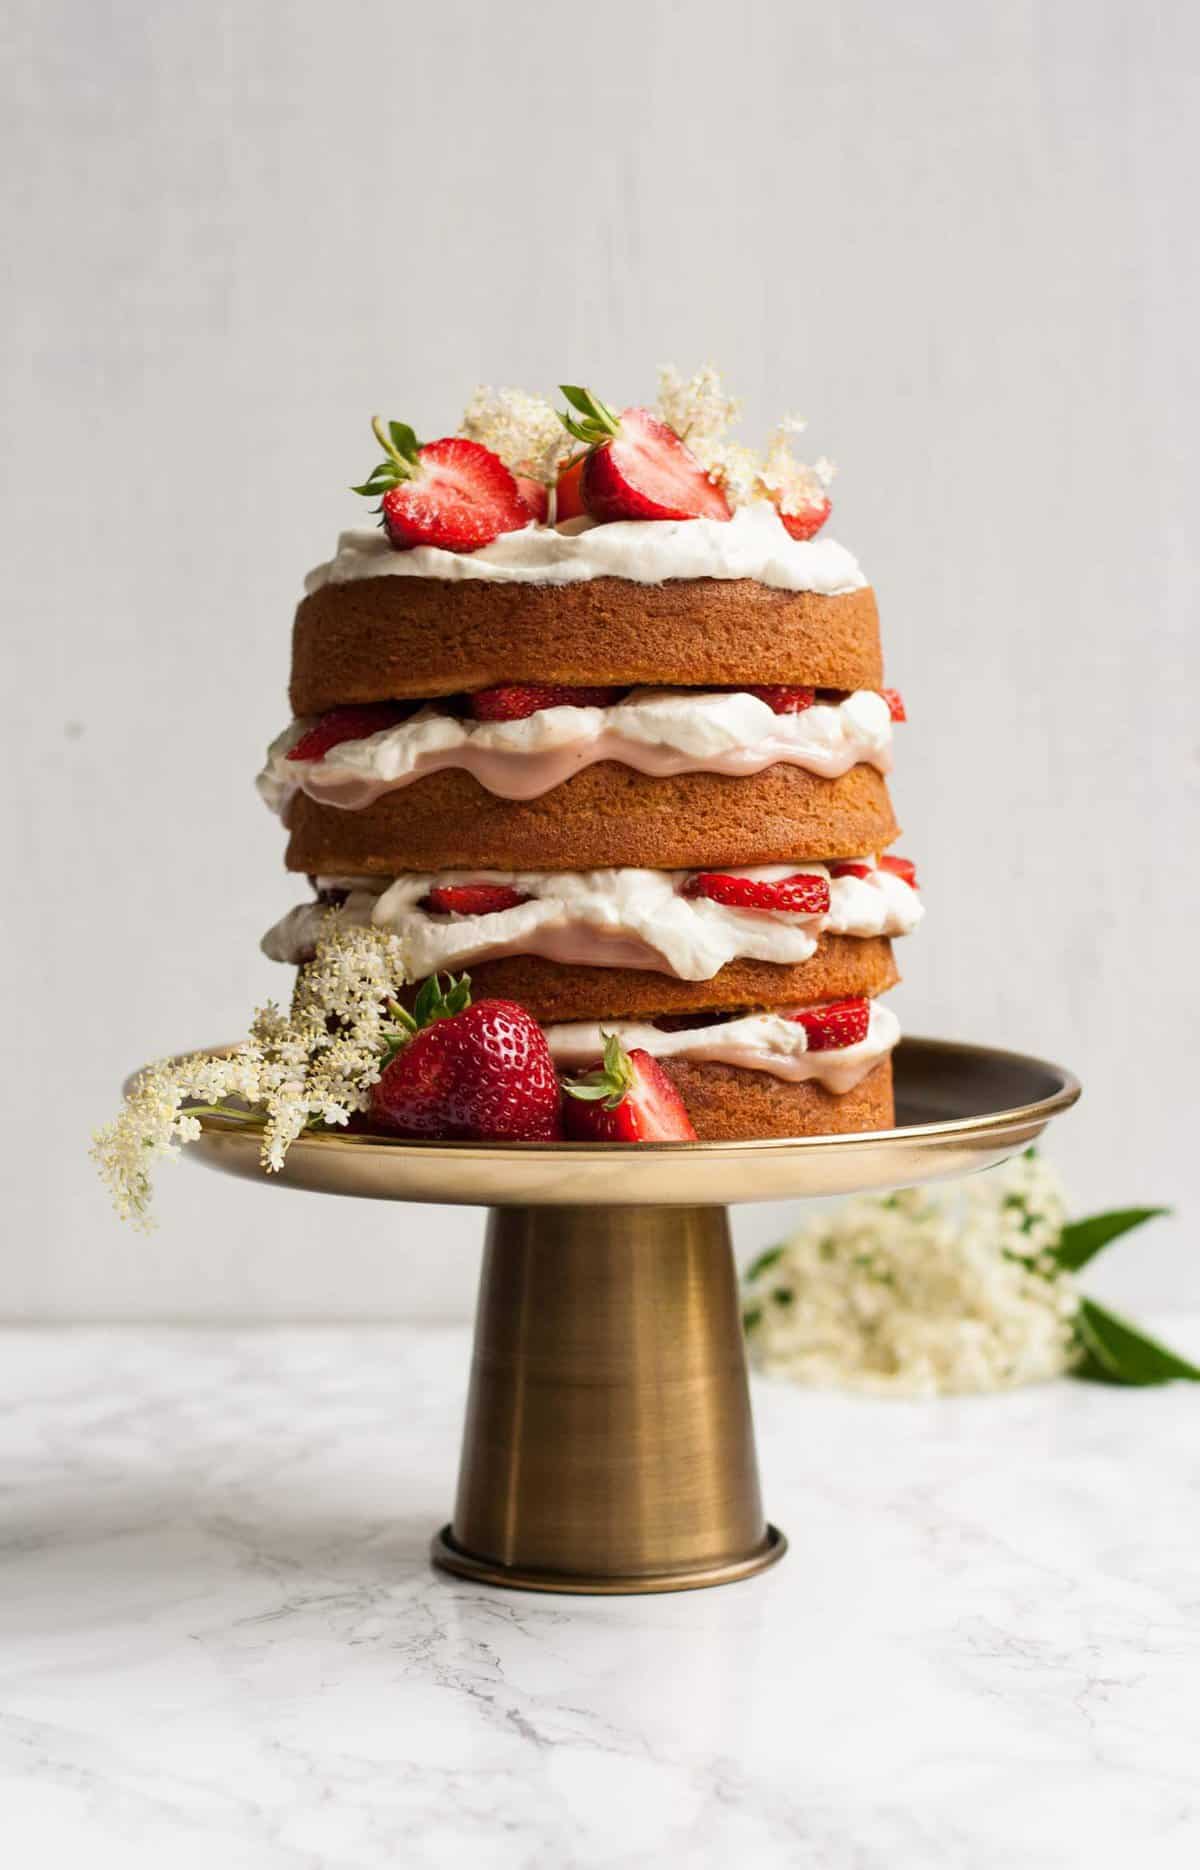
[128,1035,1080,1206]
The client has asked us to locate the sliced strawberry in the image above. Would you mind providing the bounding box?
[558,388,732,524]
[514,475,549,523]
[778,496,832,542]
[828,861,873,881]
[468,682,625,722]
[880,688,907,722]
[745,685,816,715]
[789,997,871,1051]
[554,455,587,521]
[420,885,531,917]
[682,871,831,916]
[355,418,529,554]
[287,702,414,763]
[879,854,919,889]
[563,1035,697,1142]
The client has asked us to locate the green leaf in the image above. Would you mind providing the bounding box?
[351,467,400,497]
[746,1244,785,1282]
[1075,1299,1200,1386]
[1053,1207,1171,1272]
[743,1306,763,1333]
[387,420,420,460]
[555,384,621,447]
[408,971,472,1032]
[558,412,595,445]
[563,1030,634,1110]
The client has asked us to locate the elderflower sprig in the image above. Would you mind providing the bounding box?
[654,364,834,515]
[757,424,835,519]
[655,363,742,445]
[459,385,572,485]
[742,1152,1192,1394]
[91,918,410,1230]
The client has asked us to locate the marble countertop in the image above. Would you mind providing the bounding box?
[2,1326,1197,1868]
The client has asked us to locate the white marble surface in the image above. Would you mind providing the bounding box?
[2,1327,1198,1868]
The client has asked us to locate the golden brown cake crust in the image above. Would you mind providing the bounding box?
[660,1054,894,1141]
[395,935,899,1023]
[284,761,899,874]
[290,577,883,713]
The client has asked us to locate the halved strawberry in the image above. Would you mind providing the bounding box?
[354,418,530,554]
[468,683,625,722]
[879,854,919,889]
[514,475,549,523]
[554,455,587,521]
[682,871,831,916]
[880,688,907,723]
[558,387,732,524]
[778,496,832,542]
[789,997,871,1051]
[420,885,531,917]
[828,861,873,881]
[287,702,414,763]
[745,685,816,715]
[563,1034,697,1142]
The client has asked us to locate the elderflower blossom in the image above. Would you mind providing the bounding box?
[655,362,742,445]
[459,385,570,485]
[757,423,835,519]
[655,365,835,516]
[743,1153,1082,1396]
[91,918,409,1230]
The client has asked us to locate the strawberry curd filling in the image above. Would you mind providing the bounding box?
[543,1000,900,1093]
[258,688,894,811]
[260,859,923,982]
[303,500,867,595]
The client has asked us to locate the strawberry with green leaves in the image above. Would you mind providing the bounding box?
[556,386,732,525]
[355,417,530,554]
[371,974,562,1141]
[563,1033,698,1142]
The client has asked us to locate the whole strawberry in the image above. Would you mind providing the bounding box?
[557,386,732,524]
[354,417,530,554]
[371,975,562,1141]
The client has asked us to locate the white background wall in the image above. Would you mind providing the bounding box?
[2,0,1196,1320]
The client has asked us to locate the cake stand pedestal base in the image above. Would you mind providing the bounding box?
[174,1036,1081,1596]
[431,1203,786,1595]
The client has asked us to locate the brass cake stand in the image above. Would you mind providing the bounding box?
[176,1037,1079,1595]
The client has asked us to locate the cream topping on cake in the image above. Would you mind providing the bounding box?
[303,501,866,596]
[260,861,922,982]
[543,1001,900,1092]
[258,689,894,812]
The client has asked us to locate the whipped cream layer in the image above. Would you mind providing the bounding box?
[258,689,894,812]
[261,860,923,982]
[304,501,866,596]
[544,1001,900,1094]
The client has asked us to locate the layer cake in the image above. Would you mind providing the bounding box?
[258,374,923,1141]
